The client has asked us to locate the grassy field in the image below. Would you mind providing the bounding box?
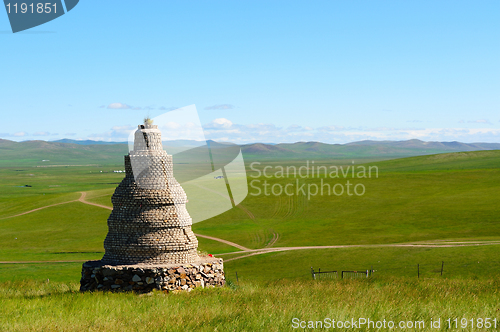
[194,151,500,249]
[0,150,499,330]
[0,140,128,167]
[0,150,499,263]
[2,244,500,285]
[1,277,500,331]
[0,166,123,217]
[0,202,108,262]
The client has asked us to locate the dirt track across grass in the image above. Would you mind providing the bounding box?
[2,192,500,264]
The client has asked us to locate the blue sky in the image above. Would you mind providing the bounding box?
[1,0,499,144]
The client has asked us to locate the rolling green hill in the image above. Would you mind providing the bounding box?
[0,149,499,291]
[1,149,499,256]
[240,139,500,161]
[367,150,500,172]
[194,150,500,248]
[1,138,499,167]
[0,139,128,167]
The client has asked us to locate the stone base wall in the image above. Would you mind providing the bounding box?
[80,257,225,293]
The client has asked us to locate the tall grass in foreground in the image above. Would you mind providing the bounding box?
[1,277,499,331]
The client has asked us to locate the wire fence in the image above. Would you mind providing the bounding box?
[310,267,371,280]
[230,260,500,283]
[308,260,500,280]
[310,268,338,280]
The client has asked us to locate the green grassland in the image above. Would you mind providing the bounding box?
[2,244,499,284]
[0,140,128,167]
[0,150,499,266]
[0,202,108,262]
[374,150,500,172]
[0,166,123,217]
[224,245,500,282]
[195,150,500,248]
[0,150,499,330]
[1,278,500,331]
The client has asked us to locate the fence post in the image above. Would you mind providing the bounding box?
[417,264,420,278]
[366,270,369,278]
[341,271,344,279]
[236,271,239,282]
[441,261,444,276]
[311,267,315,280]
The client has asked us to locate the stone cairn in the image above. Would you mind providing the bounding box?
[80,121,225,292]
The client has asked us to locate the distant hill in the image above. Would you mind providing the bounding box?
[0,139,129,167]
[53,139,127,145]
[375,150,500,172]
[242,143,291,154]
[0,138,499,166]
[345,139,500,150]
[240,139,500,160]
[53,139,210,147]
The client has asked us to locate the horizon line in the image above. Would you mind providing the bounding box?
[2,137,500,146]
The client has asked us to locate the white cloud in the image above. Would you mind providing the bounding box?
[106,103,157,111]
[87,125,135,141]
[159,106,178,111]
[33,132,50,136]
[287,125,303,131]
[111,125,135,136]
[318,125,346,131]
[459,119,492,124]
[204,104,235,110]
[84,121,500,144]
[201,119,500,144]
[107,103,131,109]
[163,122,181,130]
[468,119,492,124]
[204,118,233,129]
[245,123,280,132]
[13,132,27,137]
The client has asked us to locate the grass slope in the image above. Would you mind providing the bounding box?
[0,150,498,283]
[1,278,499,331]
[224,245,500,283]
[0,166,124,217]
[0,202,108,262]
[194,151,500,248]
[0,140,128,167]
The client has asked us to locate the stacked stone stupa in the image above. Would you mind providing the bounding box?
[80,121,225,292]
[102,122,198,265]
